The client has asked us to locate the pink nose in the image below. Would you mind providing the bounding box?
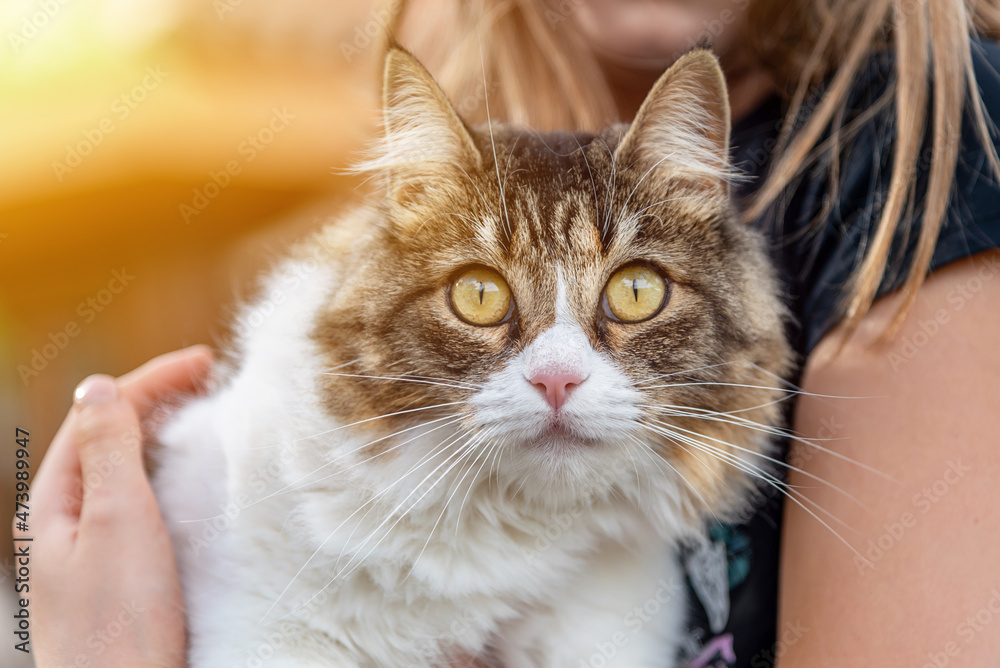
[529,371,584,411]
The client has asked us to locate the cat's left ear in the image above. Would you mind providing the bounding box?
[615,49,732,193]
[361,47,482,215]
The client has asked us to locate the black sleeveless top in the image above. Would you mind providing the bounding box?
[677,40,1000,667]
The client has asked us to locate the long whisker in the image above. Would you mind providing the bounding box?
[454,432,507,533]
[268,415,467,502]
[335,433,484,583]
[179,413,464,525]
[322,372,481,392]
[641,422,867,562]
[408,429,499,577]
[640,395,795,421]
[617,152,681,221]
[625,433,721,526]
[630,195,710,218]
[246,401,467,451]
[475,25,511,239]
[600,133,619,240]
[330,431,469,572]
[572,134,602,231]
[264,430,466,623]
[648,403,895,482]
[633,360,746,385]
[648,418,869,511]
[500,135,524,223]
[452,161,498,220]
[614,439,644,505]
[641,380,843,395]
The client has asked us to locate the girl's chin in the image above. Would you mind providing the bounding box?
[570,0,744,68]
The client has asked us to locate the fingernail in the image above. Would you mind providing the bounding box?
[74,375,118,407]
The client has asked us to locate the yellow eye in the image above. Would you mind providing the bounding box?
[450,267,512,326]
[605,264,668,322]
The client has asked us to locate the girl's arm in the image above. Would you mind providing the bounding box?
[777,249,1000,664]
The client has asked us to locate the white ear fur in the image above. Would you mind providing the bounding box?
[615,49,733,190]
[355,47,481,208]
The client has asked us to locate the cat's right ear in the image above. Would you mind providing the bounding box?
[357,48,482,220]
[614,49,733,194]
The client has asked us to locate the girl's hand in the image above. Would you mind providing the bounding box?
[20,346,213,668]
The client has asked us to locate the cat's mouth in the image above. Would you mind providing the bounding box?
[528,420,599,448]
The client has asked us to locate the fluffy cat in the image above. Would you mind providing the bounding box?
[152,46,791,667]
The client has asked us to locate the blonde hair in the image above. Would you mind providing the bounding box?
[385,0,1000,337]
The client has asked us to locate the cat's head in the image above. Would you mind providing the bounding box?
[312,47,792,528]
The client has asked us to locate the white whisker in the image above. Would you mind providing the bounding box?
[476,25,511,239]
[247,401,466,451]
[260,429,465,624]
[641,422,867,563]
[323,372,481,391]
[649,418,870,511]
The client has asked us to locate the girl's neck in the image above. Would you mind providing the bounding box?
[602,49,776,125]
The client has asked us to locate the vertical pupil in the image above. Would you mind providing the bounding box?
[632,278,639,302]
[478,281,485,304]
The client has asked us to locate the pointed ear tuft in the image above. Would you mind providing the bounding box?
[381,47,481,168]
[354,47,481,213]
[615,49,733,192]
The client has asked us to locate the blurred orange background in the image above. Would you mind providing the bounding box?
[0,2,390,661]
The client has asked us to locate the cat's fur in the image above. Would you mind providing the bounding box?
[152,47,792,667]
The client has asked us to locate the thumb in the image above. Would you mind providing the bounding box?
[72,375,147,506]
